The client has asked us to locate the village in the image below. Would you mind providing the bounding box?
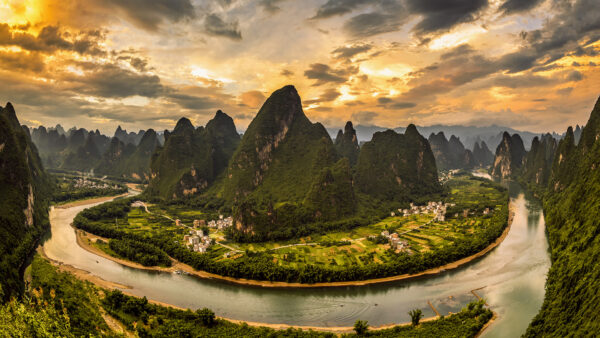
[378,200,489,252]
[181,215,234,253]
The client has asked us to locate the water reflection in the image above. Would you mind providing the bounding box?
[42,185,550,336]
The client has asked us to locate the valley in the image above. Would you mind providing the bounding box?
[73,174,509,285]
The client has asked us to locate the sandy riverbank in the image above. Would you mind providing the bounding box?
[74,202,515,288]
[55,193,130,209]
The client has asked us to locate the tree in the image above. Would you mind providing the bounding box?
[354,319,369,335]
[196,307,216,327]
[409,308,423,326]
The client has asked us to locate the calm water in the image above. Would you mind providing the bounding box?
[42,183,550,336]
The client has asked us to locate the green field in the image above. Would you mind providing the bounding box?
[89,174,507,272]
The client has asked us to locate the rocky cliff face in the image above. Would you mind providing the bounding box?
[147,112,240,200]
[334,121,360,166]
[490,132,526,179]
[355,125,441,201]
[0,102,52,299]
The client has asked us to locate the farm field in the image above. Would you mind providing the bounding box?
[86,174,507,271]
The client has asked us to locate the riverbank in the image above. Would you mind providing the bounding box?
[55,193,129,209]
[73,201,515,288]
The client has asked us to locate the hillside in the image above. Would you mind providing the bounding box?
[428,132,474,170]
[0,103,52,300]
[355,125,441,202]
[147,111,240,200]
[94,129,159,180]
[472,141,494,167]
[525,96,600,336]
[490,132,526,179]
[334,121,360,166]
[520,134,556,195]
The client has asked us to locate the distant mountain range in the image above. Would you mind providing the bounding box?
[327,124,567,152]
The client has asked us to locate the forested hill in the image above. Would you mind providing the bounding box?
[0,103,52,300]
[525,96,600,336]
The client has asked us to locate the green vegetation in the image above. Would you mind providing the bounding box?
[524,97,600,336]
[51,172,128,204]
[428,132,474,170]
[74,174,508,284]
[353,320,369,335]
[355,125,440,202]
[409,309,423,326]
[490,132,526,179]
[29,255,112,336]
[519,134,556,197]
[335,121,360,166]
[109,238,172,267]
[147,111,240,200]
[0,103,53,300]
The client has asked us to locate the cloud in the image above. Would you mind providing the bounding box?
[240,90,266,108]
[203,13,242,40]
[260,0,287,13]
[351,111,378,125]
[0,24,106,56]
[304,88,340,104]
[103,0,195,31]
[492,74,557,88]
[61,63,164,98]
[566,70,584,82]
[280,69,294,77]
[311,0,372,19]
[499,0,545,15]
[304,63,357,86]
[406,0,489,38]
[165,92,219,110]
[0,50,45,73]
[332,43,373,60]
[377,97,416,109]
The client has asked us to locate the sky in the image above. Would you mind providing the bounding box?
[0,0,599,135]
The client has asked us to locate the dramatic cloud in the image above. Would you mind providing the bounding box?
[203,13,242,40]
[304,63,357,86]
[0,24,106,55]
[406,0,489,37]
[103,0,195,31]
[61,63,164,98]
[304,88,341,104]
[499,0,545,15]
[332,43,373,60]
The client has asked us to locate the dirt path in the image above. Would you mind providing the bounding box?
[55,193,130,209]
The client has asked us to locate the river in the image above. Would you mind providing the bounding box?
[41,182,550,336]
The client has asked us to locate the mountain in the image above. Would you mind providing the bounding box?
[222,85,338,204]
[490,132,526,179]
[61,135,101,171]
[94,129,158,180]
[220,85,355,238]
[355,125,441,202]
[0,103,52,300]
[328,124,541,151]
[334,121,360,166]
[147,111,240,200]
[472,140,494,167]
[525,96,600,336]
[114,126,145,145]
[427,132,474,170]
[520,134,556,193]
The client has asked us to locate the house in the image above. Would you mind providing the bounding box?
[175,219,182,226]
[390,233,399,239]
[381,230,390,237]
[131,201,145,208]
[483,208,490,215]
[196,230,204,237]
[463,209,469,218]
[390,211,396,217]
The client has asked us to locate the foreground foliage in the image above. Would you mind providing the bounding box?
[524,97,600,336]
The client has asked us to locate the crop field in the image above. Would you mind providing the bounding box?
[90,174,506,271]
